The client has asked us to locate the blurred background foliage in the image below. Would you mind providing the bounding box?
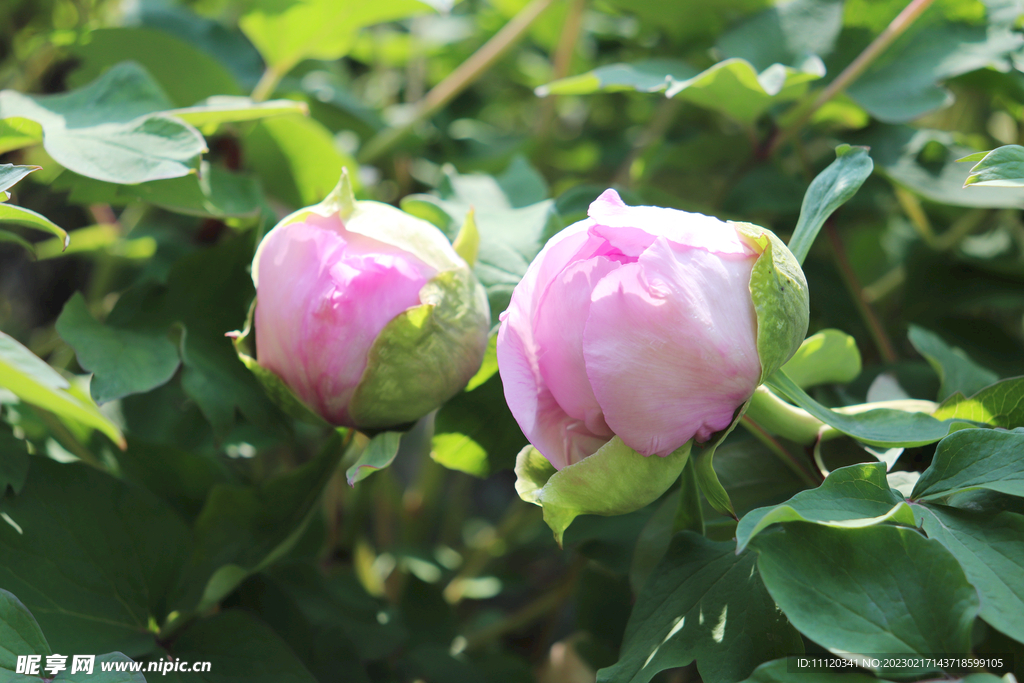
[2,0,1024,681]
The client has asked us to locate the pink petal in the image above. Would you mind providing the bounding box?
[582,236,761,456]
[533,255,617,436]
[588,189,755,258]
[256,220,431,425]
[497,319,609,470]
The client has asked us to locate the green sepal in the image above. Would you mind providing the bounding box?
[732,222,810,384]
[346,431,403,486]
[513,437,692,546]
[348,267,490,430]
[692,399,750,519]
[452,207,479,267]
[229,299,330,428]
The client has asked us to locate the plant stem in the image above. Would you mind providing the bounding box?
[358,0,556,163]
[825,221,899,363]
[769,0,937,156]
[613,97,683,187]
[534,0,587,140]
[741,415,821,486]
[251,65,285,103]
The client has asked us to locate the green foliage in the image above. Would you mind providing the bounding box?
[2,0,1024,680]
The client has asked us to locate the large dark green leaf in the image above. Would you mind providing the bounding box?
[736,463,913,551]
[0,62,206,184]
[915,504,1024,643]
[0,458,191,656]
[68,27,242,107]
[0,426,29,496]
[160,610,317,683]
[753,524,979,676]
[598,532,802,683]
[173,432,345,615]
[912,428,1024,500]
[908,325,999,401]
[787,145,874,265]
[716,0,844,71]
[56,292,180,404]
[847,22,1022,123]
[0,588,50,670]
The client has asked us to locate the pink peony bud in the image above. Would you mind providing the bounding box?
[497,189,805,470]
[250,174,490,430]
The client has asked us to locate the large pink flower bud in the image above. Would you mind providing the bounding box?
[249,173,490,430]
[497,189,807,470]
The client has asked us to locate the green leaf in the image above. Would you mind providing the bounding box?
[915,504,1024,643]
[244,115,356,208]
[912,428,1024,501]
[0,164,39,196]
[67,27,243,107]
[0,588,50,670]
[240,0,445,75]
[739,659,890,683]
[168,97,308,129]
[664,58,823,126]
[175,432,345,615]
[736,462,913,552]
[434,370,524,475]
[514,438,691,545]
[847,22,1022,123]
[860,126,1024,209]
[715,0,844,72]
[733,223,809,384]
[61,163,263,219]
[54,654,146,683]
[537,60,699,96]
[0,458,191,655]
[597,532,803,683]
[116,438,235,523]
[0,117,43,155]
[56,292,180,404]
[33,225,155,261]
[0,331,125,448]
[753,524,979,676]
[464,333,497,392]
[908,325,999,401]
[765,370,957,447]
[0,203,68,248]
[933,377,1024,429]
[0,62,206,184]
[787,145,874,265]
[0,427,29,496]
[346,431,402,485]
[780,329,861,388]
[0,229,35,253]
[431,432,488,478]
[961,144,1024,188]
[160,610,317,683]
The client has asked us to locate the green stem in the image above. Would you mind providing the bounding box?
[358,0,556,163]
[744,386,825,445]
[251,65,286,103]
[769,0,937,156]
[534,0,587,140]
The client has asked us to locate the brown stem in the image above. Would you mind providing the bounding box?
[358,0,556,163]
[769,0,937,157]
[534,0,587,139]
[825,221,899,363]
